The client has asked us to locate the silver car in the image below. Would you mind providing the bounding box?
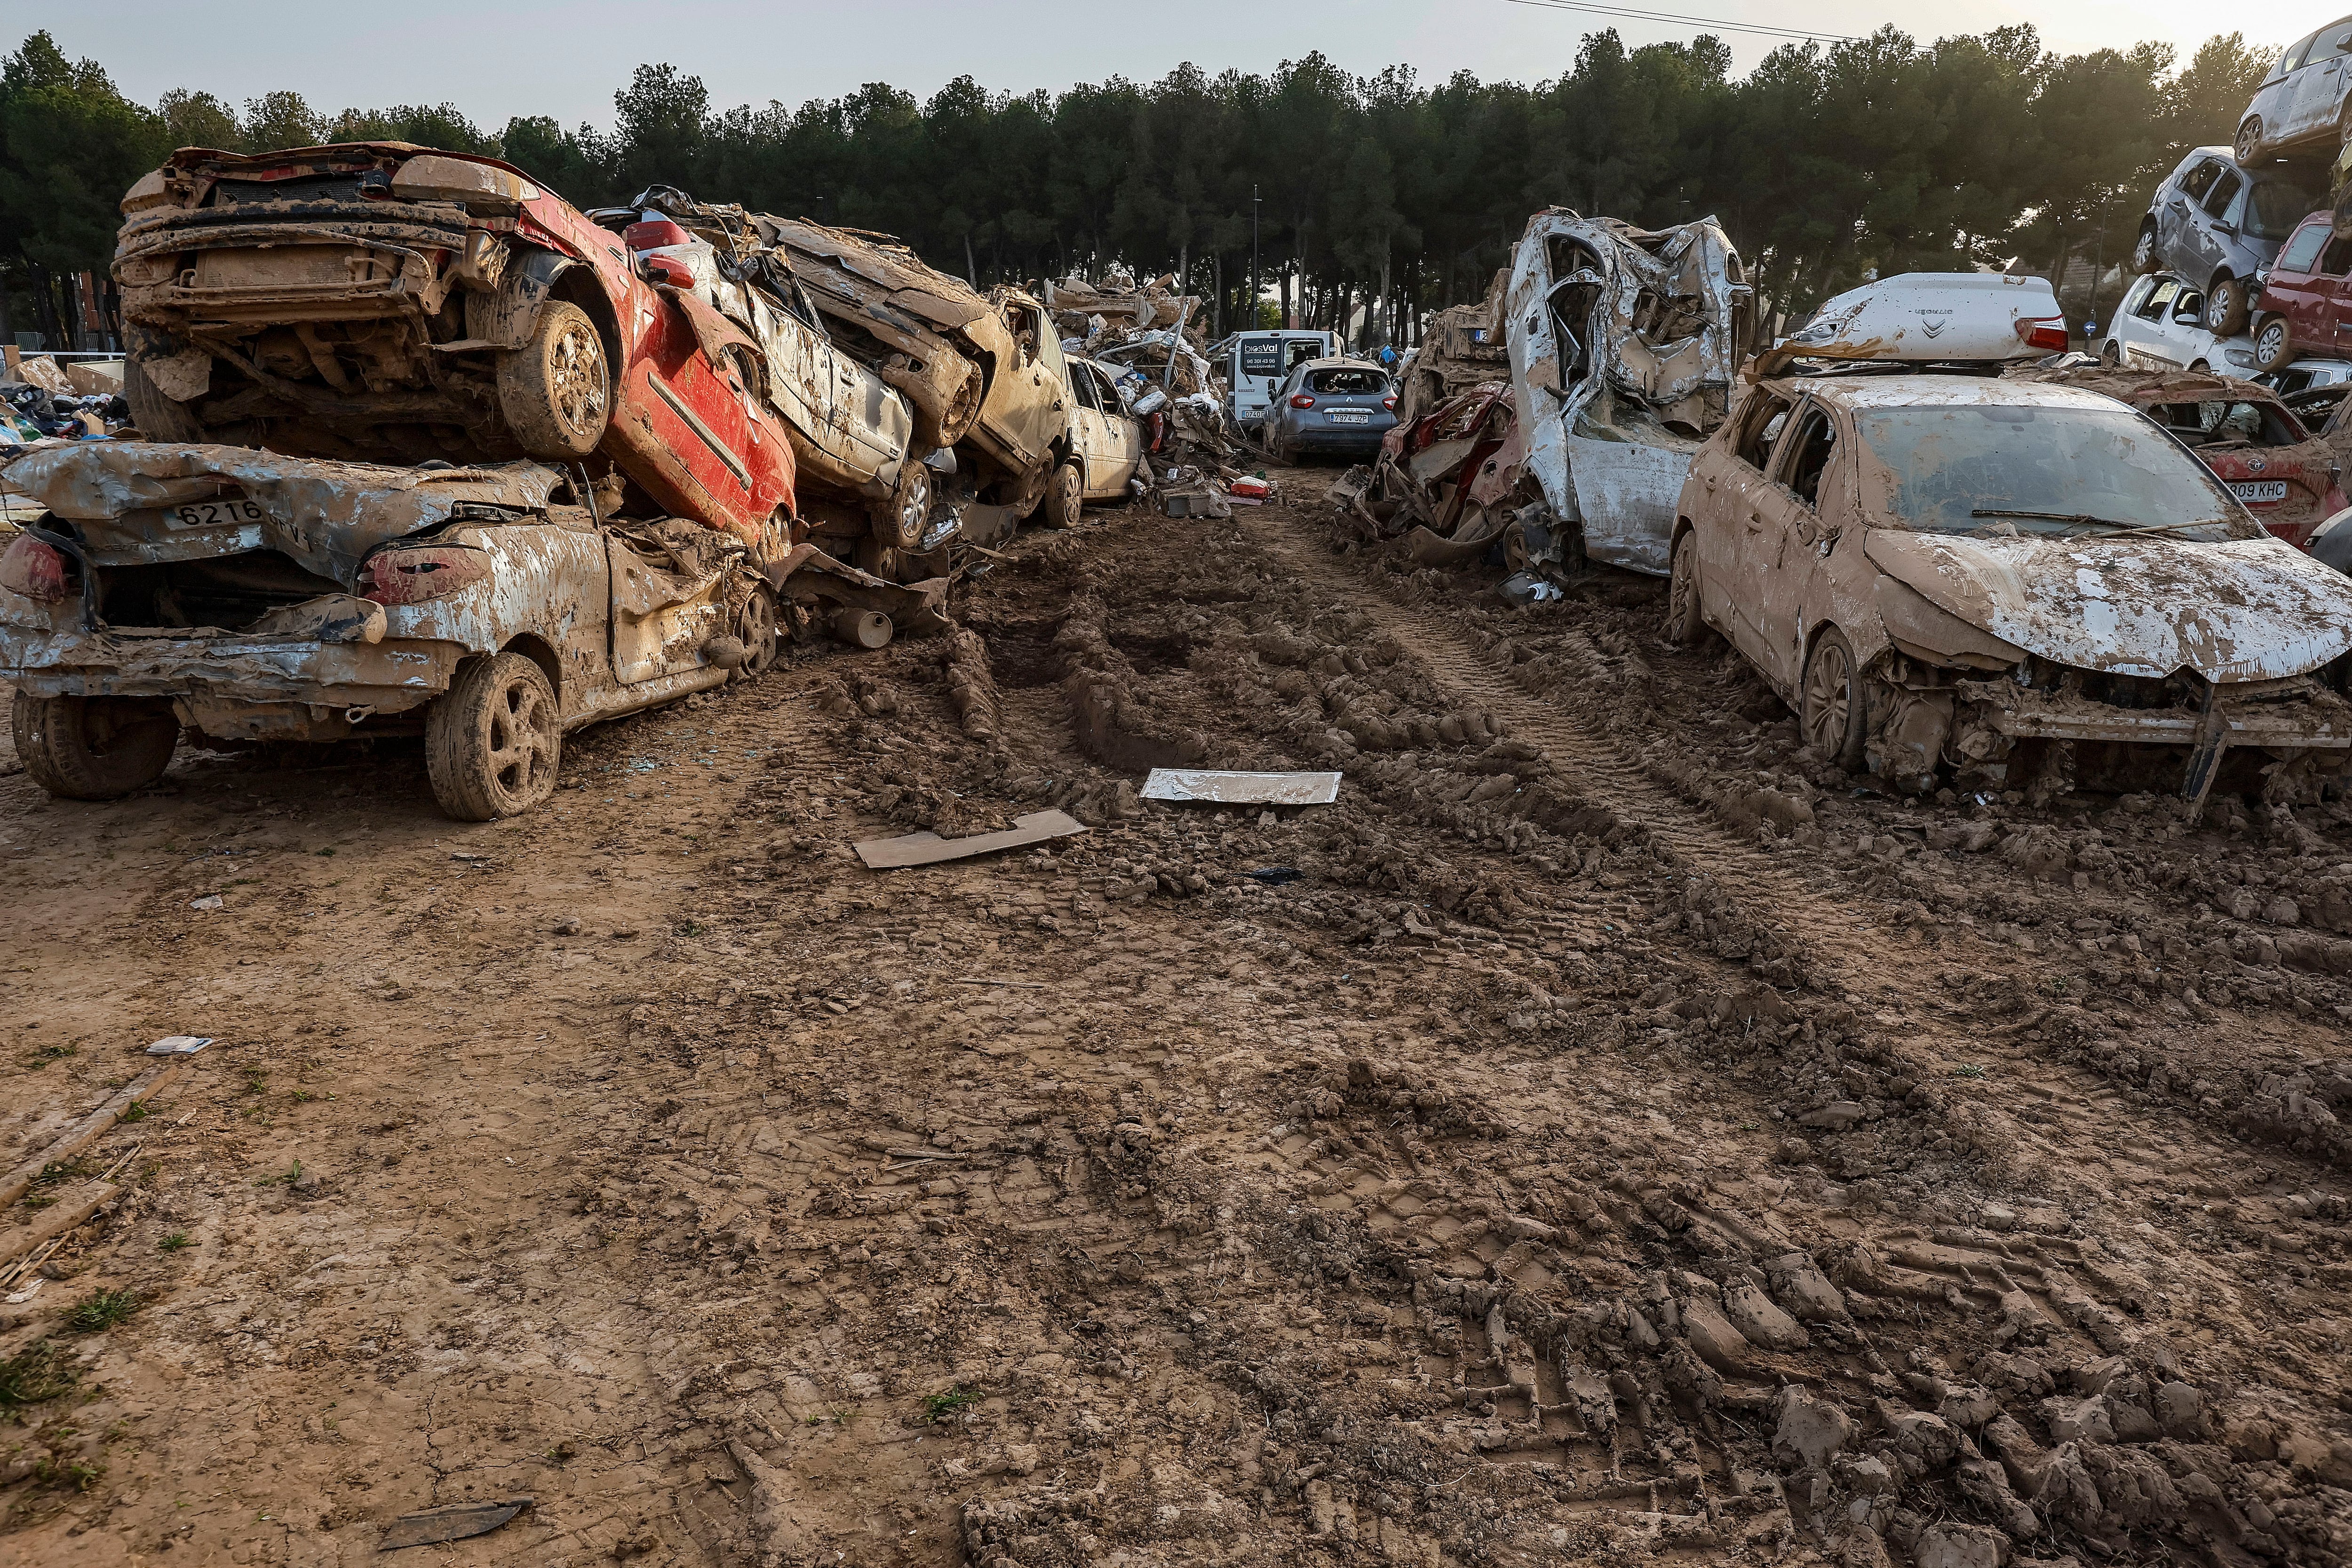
[2237,18,2352,162]
[2134,148,2320,335]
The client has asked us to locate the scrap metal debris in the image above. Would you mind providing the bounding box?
[855,808,1089,869]
[380,1499,532,1550]
[1139,768,1342,805]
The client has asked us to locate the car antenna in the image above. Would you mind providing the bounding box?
[572,462,603,527]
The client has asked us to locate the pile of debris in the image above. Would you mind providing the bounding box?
[1046,273,1219,397]
[1393,269,1509,424]
[2,356,130,442]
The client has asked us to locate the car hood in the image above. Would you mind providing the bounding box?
[1863,528,2352,682]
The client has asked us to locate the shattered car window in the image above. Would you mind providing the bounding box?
[1854,404,2258,539]
[2249,178,2319,240]
[1309,368,1388,396]
[2148,399,2298,447]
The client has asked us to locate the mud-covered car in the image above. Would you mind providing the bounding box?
[1668,371,2352,804]
[1504,210,1748,575]
[1262,358,1396,462]
[113,143,795,553]
[0,443,939,819]
[2236,20,2352,163]
[1046,355,1147,525]
[2010,366,2346,548]
[1332,380,1538,568]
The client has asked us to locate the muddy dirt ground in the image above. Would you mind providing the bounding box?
[0,465,2347,1568]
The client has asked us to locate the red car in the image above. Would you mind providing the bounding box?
[2026,368,2347,548]
[113,143,793,551]
[2250,212,2352,374]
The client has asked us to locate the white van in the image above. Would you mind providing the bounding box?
[1226,330,1339,430]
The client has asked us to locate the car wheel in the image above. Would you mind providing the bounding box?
[426,652,562,821]
[2236,115,2265,165]
[2255,314,2296,374]
[1041,460,1083,529]
[1665,531,1707,646]
[123,351,204,443]
[2131,223,2161,276]
[872,459,932,552]
[1800,628,1867,770]
[2100,339,2123,366]
[2206,276,2251,337]
[738,587,781,677]
[496,301,610,459]
[11,691,177,800]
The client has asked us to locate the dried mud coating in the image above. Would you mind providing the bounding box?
[0,465,2348,1568]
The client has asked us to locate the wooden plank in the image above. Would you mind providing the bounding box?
[854,809,1088,870]
[0,1180,118,1269]
[0,1063,177,1212]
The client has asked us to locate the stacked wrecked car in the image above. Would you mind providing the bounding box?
[0,142,1114,819]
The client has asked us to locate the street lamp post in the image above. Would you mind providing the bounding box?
[1250,185,1261,332]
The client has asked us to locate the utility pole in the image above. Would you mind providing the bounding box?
[1249,185,1262,333]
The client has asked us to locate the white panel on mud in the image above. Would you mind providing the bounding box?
[1565,437,1691,576]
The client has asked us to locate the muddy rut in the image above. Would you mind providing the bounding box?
[0,473,2344,1568]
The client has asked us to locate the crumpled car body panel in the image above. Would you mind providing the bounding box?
[1505,209,1747,575]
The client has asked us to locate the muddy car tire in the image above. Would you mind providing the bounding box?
[2206,276,2251,337]
[1041,461,1083,529]
[2235,116,2265,165]
[123,354,203,443]
[497,301,610,459]
[2099,340,2123,366]
[738,589,781,678]
[873,461,932,553]
[2254,314,2296,374]
[1800,629,1866,771]
[1665,533,1707,646]
[426,653,562,821]
[2130,223,2161,276]
[11,692,178,800]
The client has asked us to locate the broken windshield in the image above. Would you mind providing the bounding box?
[1854,404,2259,540]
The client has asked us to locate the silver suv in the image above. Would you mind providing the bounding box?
[2134,147,2320,335]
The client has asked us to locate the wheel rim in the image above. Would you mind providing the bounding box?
[550,320,609,441]
[1803,641,1851,752]
[1669,544,1695,628]
[2134,230,2154,269]
[741,593,779,673]
[487,675,556,800]
[2238,119,2262,161]
[2259,321,2287,362]
[2209,287,2234,331]
[896,466,931,548]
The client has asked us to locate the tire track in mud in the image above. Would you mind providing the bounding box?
[1258,505,1898,990]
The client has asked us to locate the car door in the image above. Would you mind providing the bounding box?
[2194,166,2245,278]
[1695,386,1794,668]
[2306,232,2352,355]
[2128,279,2182,367]
[1086,365,1144,496]
[1750,400,1839,687]
[2163,161,2223,264]
[1066,361,1108,491]
[2290,24,2352,141]
[2264,218,2331,351]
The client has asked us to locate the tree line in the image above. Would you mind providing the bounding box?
[0,25,2278,354]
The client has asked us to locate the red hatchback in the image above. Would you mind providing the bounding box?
[114,143,794,551]
[2250,212,2352,373]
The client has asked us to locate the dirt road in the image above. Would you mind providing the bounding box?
[0,471,2346,1568]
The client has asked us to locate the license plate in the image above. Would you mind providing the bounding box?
[1328,410,1369,424]
[171,496,265,528]
[2231,480,2288,503]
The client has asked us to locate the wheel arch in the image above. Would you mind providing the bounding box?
[546,262,624,378]
[500,632,564,706]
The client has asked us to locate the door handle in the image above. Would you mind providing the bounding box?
[1744,511,1764,530]
[1702,473,1717,491]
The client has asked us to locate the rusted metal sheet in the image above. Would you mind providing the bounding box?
[1140,768,1343,806]
[1505,210,1748,576]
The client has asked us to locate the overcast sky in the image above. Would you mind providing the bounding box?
[19,0,2307,128]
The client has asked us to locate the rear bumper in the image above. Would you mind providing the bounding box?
[0,625,460,711]
[1287,426,1392,455]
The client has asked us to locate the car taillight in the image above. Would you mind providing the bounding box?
[1382,396,1396,411]
[2014,316,2068,353]
[1289,393,1316,409]
[624,218,691,251]
[361,547,489,606]
[0,535,68,603]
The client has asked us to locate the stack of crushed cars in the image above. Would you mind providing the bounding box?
[1043,270,1242,514]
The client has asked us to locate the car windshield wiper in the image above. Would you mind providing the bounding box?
[1969,509,2222,537]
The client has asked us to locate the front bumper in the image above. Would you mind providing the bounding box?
[1960,678,2352,749]
[0,625,460,711]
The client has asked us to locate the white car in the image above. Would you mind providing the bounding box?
[2097,275,2261,374]
[1045,355,1148,524]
